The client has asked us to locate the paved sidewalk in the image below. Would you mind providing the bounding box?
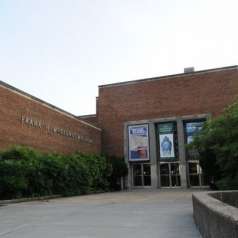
[0,190,201,238]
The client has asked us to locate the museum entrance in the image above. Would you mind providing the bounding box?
[160,162,181,187]
[132,163,151,187]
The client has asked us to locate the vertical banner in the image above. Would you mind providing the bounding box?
[159,134,175,158]
[159,123,176,159]
[128,124,149,161]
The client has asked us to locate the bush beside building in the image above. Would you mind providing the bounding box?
[0,146,127,200]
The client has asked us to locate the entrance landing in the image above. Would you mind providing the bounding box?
[0,190,201,238]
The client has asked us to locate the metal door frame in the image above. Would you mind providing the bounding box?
[160,162,181,188]
[187,160,207,188]
[131,163,152,188]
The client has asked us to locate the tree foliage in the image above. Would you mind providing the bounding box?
[190,101,238,189]
[107,156,128,190]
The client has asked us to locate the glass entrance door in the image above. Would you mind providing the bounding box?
[160,162,181,187]
[132,164,151,187]
[143,164,151,186]
[188,161,209,187]
[188,161,200,186]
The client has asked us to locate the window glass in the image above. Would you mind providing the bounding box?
[185,121,205,144]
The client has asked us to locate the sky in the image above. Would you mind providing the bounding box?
[0,0,238,115]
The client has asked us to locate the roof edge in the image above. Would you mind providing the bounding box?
[0,80,101,131]
[99,65,238,89]
[78,114,97,119]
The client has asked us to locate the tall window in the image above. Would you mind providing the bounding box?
[184,119,209,186]
[184,119,205,160]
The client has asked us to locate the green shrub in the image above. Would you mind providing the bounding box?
[0,159,27,199]
[74,153,110,192]
[190,101,238,190]
[107,156,128,190]
[0,146,112,199]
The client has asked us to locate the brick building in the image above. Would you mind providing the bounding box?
[0,81,101,155]
[1,65,238,189]
[94,65,238,189]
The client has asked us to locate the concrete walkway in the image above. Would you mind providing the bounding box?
[0,190,201,238]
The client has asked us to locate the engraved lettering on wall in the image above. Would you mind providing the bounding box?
[20,115,93,144]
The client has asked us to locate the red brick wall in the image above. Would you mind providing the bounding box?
[0,84,101,155]
[97,67,238,157]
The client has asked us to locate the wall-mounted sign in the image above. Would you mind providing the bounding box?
[128,124,149,161]
[158,122,176,160]
[20,115,93,144]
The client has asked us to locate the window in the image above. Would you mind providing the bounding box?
[184,120,205,144]
[184,119,205,160]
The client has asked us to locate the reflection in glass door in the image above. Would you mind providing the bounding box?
[132,164,151,187]
[143,164,151,186]
[160,162,181,187]
[171,163,181,186]
[160,163,170,187]
[188,161,209,187]
[188,161,200,186]
[133,164,143,186]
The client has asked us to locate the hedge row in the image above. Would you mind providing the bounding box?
[0,146,127,200]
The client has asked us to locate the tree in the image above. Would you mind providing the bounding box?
[190,101,238,189]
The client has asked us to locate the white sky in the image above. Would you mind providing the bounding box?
[1,0,238,115]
